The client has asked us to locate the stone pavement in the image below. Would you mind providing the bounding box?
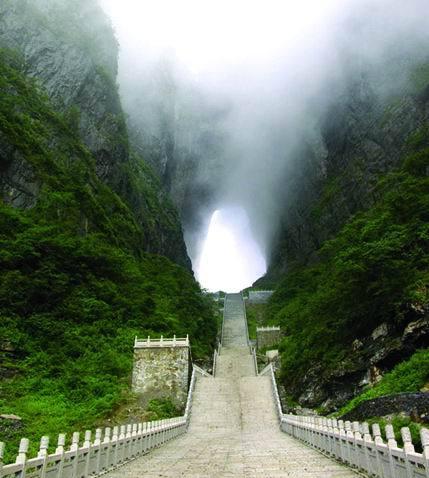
[106,293,357,477]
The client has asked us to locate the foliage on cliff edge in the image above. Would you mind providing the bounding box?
[269,126,429,402]
[0,49,216,460]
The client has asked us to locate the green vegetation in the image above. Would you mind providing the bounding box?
[0,49,216,462]
[269,127,429,400]
[410,63,429,94]
[245,303,270,340]
[337,349,429,416]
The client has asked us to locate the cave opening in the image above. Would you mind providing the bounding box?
[195,207,266,292]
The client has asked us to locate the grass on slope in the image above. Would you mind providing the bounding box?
[337,349,429,416]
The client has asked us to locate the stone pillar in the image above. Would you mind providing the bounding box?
[132,336,190,407]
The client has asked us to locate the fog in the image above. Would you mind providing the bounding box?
[100,0,429,291]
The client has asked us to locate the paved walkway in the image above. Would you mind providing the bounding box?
[106,293,357,477]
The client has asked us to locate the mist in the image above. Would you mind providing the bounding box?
[100,0,429,291]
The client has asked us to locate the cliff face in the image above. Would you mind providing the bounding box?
[0,0,190,267]
[266,60,429,411]
[269,65,429,274]
[121,62,229,259]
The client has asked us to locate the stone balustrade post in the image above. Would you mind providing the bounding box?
[112,426,119,466]
[94,429,102,446]
[345,421,353,438]
[422,428,429,459]
[385,425,397,448]
[372,423,383,445]
[38,436,49,458]
[338,420,345,436]
[0,441,5,476]
[401,427,415,454]
[16,438,29,465]
[361,423,372,442]
[55,434,66,454]
[83,430,92,448]
[119,426,126,440]
[70,432,80,451]
[103,428,111,444]
[352,421,362,440]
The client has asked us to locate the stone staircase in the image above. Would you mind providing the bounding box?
[104,293,357,477]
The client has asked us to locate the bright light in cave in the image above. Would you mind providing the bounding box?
[196,208,266,292]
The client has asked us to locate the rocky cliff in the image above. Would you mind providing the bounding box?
[0,0,190,267]
[265,56,429,411]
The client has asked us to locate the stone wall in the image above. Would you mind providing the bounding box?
[132,346,190,408]
[257,327,281,350]
[248,291,274,304]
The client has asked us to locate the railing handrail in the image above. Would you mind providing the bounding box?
[0,370,198,477]
[134,335,189,348]
[264,363,429,477]
[240,291,250,346]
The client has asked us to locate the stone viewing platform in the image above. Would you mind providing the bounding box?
[132,335,190,407]
[256,325,281,350]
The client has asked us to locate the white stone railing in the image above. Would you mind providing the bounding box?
[134,335,189,348]
[240,292,250,345]
[263,363,429,477]
[251,346,258,376]
[212,344,221,377]
[0,369,197,478]
[256,326,280,332]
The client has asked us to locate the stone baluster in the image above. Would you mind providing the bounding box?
[126,424,132,438]
[38,436,49,457]
[338,420,345,436]
[353,421,362,440]
[173,335,176,346]
[372,423,383,445]
[132,424,138,437]
[83,430,92,448]
[103,428,111,444]
[70,432,80,451]
[361,423,372,442]
[94,429,102,446]
[112,426,119,466]
[345,421,353,438]
[401,427,415,454]
[16,438,29,464]
[83,431,92,477]
[119,425,126,440]
[421,428,429,459]
[385,425,398,448]
[0,441,5,478]
[147,336,150,346]
[55,434,66,454]
[160,335,163,346]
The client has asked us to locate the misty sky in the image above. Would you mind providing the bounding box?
[100,0,429,291]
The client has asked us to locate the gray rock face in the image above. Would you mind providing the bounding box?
[0,0,191,267]
[295,310,429,412]
[269,71,429,273]
[0,0,125,183]
[341,392,429,424]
